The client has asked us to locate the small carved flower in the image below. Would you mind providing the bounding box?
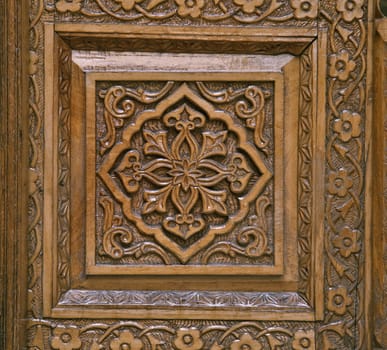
[336,0,364,22]
[328,168,353,197]
[174,328,203,350]
[55,0,82,13]
[233,0,264,14]
[327,286,353,315]
[110,330,143,350]
[230,333,262,350]
[292,330,315,350]
[333,110,361,142]
[115,0,144,11]
[51,326,82,350]
[333,226,361,258]
[329,50,356,81]
[290,0,318,19]
[174,0,205,18]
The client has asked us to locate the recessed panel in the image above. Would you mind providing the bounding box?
[42,31,322,319]
[84,71,286,275]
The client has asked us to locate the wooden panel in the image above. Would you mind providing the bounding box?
[0,0,373,349]
[41,26,324,321]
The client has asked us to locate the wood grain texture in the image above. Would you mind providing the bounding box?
[0,0,377,349]
[0,0,29,349]
[373,18,387,350]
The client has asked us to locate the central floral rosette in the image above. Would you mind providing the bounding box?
[98,84,271,262]
[115,103,252,240]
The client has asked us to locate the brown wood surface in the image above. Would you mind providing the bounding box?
[0,0,29,348]
[0,0,384,349]
[373,19,387,349]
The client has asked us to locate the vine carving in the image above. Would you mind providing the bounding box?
[53,0,319,25]
[319,0,367,349]
[28,320,316,350]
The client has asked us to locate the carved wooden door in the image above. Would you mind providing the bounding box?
[24,0,373,349]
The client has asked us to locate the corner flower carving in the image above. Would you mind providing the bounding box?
[328,50,356,81]
[230,333,262,350]
[109,330,143,350]
[51,326,82,350]
[55,0,82,13]
[233,0,265,14]
[290,0,318,19]
[333,226,361,257]
[291,330,315,350]
[174,328,203,350]
[333,110,361,142]
[336,0,364,22]
[174,0,205,18]
[328,168,353,197]
[98,84,271,262]
[327,286,353,315]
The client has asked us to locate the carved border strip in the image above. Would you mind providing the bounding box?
[28,0,45,320]
[27,319,317,350]
[58,290,310,309]
[57,38,72,298]
[297,42,314,302]
[318,1,368,349]
[52,0,319,25]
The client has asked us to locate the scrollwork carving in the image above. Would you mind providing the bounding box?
[99,197,171,263]
[98,83,272,263]
[202,195,271,264]
[99,82,174,154]
[54,0,319,25]
[196,82,270,151]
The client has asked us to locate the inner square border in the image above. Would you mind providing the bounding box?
[85,71,285,276]
[40,23,325,322]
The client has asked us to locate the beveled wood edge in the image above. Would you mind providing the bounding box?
[372,19,387,350]
[0,0,29,349]
[54,23,318,38]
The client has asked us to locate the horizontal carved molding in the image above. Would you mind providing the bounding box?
[58,290,311,310]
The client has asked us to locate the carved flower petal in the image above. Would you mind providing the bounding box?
[198,187,228,215]
[199,131,227,159]
[142,185,172,214]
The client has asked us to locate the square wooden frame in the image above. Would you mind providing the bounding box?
[0,0,377,349]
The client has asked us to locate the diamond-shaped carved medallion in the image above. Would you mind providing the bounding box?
[98,84,271,262]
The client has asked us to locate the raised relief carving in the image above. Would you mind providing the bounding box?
[25,0,370,348]
[59,289,310,309]
[99,196,171,263]
[27,320,316,350]
[57,40,72,298]
[319,0,367,348]
[54,0,318,25]
[98,83,272,263]
[297,44,313,301]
